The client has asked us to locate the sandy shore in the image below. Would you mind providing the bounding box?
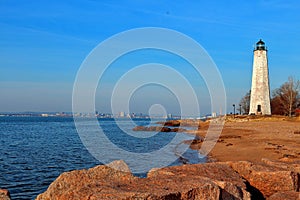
[187,116,300,164]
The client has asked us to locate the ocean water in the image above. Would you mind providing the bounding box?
[0,117,205,199]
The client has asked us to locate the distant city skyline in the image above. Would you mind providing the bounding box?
[1,1,299,115]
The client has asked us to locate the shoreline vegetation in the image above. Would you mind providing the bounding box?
[2,115,300,200]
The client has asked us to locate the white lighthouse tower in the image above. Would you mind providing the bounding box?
[249,39,271,115]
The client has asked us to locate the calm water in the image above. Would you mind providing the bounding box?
[0,117,205,199]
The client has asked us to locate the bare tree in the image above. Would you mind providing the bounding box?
[238,90,251,114]
[272,77,300,117]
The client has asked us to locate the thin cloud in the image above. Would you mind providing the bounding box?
[0,21,96,45]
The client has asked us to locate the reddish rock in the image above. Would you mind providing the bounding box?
[132,126,186,132]
[148,162,251,200]
[37,161,252,200]
[36,160,300,200]
[163,120,181,127]
[267,191,300,200]
[0,189,10,200]
[36,163,137,200]
[160,126,171,132]
[170,128,187,132]
[261,158,300,173]
[133,126,168,132]
[250,171,298,197]
[227,161,300,198]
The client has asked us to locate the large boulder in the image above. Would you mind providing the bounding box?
[227,161,299,198]
[0,189,10,200]
[36,163,137,200]
[148,162,251,200]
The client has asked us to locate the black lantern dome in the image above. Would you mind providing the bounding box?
[255,39,266,50]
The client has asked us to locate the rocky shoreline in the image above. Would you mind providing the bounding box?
[2,116,300,200]
[34,117,300,200]
[35,159,299,200]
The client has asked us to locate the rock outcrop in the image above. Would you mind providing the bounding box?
[133,125,186,132]
[36,160,300,200]
[0,189,10,200]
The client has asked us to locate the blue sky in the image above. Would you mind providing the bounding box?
[0,0,299,115]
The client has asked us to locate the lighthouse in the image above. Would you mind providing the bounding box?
[249,39,271,115]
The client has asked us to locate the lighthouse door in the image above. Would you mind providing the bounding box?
[257,105,261,112]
